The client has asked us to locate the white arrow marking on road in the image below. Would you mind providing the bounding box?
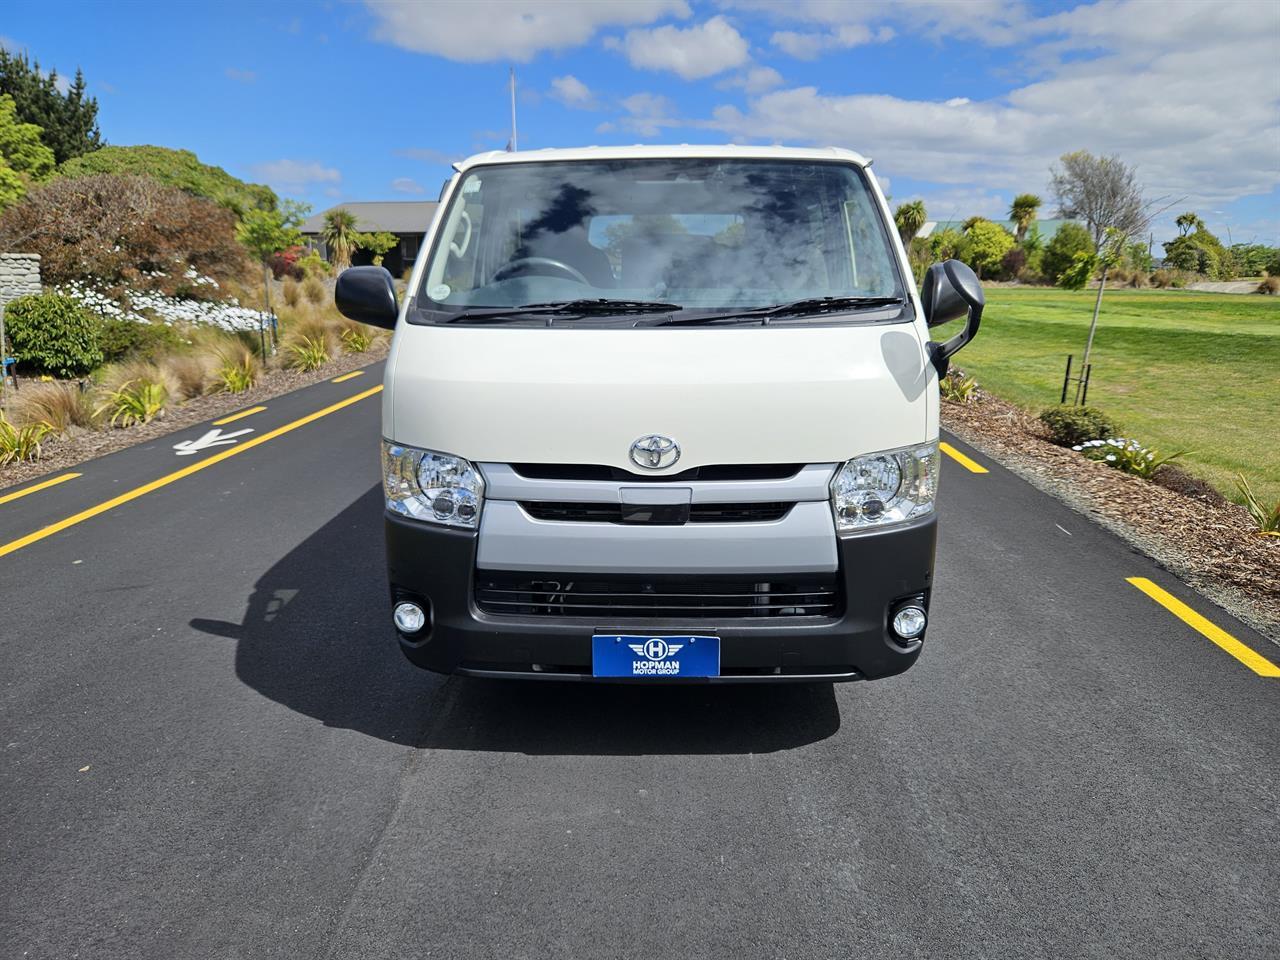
[172,427,254,456]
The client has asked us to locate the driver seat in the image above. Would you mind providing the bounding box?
[515,226,615,288]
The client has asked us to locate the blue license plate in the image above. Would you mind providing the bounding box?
[592,635,720,678]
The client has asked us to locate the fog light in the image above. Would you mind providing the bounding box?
[892,605,927,640]
[393,601,426,634]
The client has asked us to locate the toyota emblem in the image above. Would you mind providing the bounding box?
[629,435,681,470]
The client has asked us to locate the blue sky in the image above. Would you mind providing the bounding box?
[3,0,1278,246]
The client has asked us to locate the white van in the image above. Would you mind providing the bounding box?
[336,145,982,682]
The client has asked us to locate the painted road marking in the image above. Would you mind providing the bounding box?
[213,406,266,426]
[1127,577,1280,677]
[0,386,383,559]
[940,442,988,474]
[173,427,254,456]
[332,371,364,383]
[0,472,82,507]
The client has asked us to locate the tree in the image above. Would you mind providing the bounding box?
[1050,151,1146,248]
[1041,222,1095,284]
[0,95,55,181]
[0,174,246,294]
[893,200,926,247]
[322,209,360,271]
[58,145,276,216]
[1051,150,1155,402]
[237,203,308,351]
[1009,193,1041,244]
[1175,211,1204,237]
[958,218,1015,278]
[1163,223,1229,278]
[0,50,101,164]
[358,230,399,266]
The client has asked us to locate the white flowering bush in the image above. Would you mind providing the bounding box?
[58,279,271,334]
[1071,438,1183,479]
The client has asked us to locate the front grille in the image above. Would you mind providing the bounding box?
[519,501,793,524]
[475,572,840,619]
[510,463,803,483]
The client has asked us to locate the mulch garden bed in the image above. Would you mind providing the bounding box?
[942,391,1279,640]
[1,341,388,490]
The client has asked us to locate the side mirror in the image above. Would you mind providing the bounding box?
[335,266,399,330]
[920,259,984,377]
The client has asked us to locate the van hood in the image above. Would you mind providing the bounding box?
[385,322,936,473]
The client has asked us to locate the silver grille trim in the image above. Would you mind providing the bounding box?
[478,462,837,504]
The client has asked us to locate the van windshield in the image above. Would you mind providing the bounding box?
[418,158,903,317]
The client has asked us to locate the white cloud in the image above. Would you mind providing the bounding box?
[392,177,425,194]
[719,65,784,94]
[366,0,689,62]
[225,67,257,83]
[250,159,342,193]
[613,15,750,80]
[771,23,893,59]
[550,74,595,108]
[619,92,677,136]
[395,147,463,167]
[657,1,1279,212]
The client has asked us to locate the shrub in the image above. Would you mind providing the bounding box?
[999,247,1026,280]
[267,244,305,281]
[164,353,212,400]
[1039,405,1117,447]
[1257,276,1280,295]
[296,251,330,280]
[340,324,373,353]
[216,345,260,393]
[302,276,326,305]
[3,292,102,377]
[1071,438,1182,479]
[13,382,93,433]
[1236,475,1280,535]
[0,412,51,464]
[97,316,184,363]
[286,335,329,372]
[1041,223,1095,285]
[1150,269,1174,288]
[54,145,277,216]
[940,369,978,403]
[95,378,167,427]
[959,219,1015,278]
[0,174,247,294]
[282,276,301,307]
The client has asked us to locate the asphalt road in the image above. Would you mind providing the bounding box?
[2,362,1276,959]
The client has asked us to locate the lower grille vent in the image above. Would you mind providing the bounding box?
[520,501,792,524]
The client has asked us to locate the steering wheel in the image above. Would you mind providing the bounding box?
[492,257,589,285]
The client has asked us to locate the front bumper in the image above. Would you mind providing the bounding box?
[385,511,937,682]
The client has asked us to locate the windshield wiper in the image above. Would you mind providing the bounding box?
[517,298,678,314]
[440,298,679,325]
[647,295,904,327]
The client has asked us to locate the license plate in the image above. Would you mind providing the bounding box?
[592,635,720,678]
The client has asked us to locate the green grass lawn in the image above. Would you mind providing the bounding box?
[937,287,1280,504]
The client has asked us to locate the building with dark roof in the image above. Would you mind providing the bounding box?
[300,201,439,277]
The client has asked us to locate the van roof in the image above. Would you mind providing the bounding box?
[454,144,871,172]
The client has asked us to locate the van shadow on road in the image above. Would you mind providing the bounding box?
[190,486,840,755]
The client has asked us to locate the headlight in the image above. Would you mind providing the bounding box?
[830,441,939,532]
[382,441,484,529]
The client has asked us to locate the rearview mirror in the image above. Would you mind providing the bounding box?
[335,266,399,330]
[920,260,984,376]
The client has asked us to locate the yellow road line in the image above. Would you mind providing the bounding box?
[0,386,382,559]
[332,371,364,384]
[1126,577,1280,677]
[0,472,82,506]
[213,405,267,426]
[940,441,988,474]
